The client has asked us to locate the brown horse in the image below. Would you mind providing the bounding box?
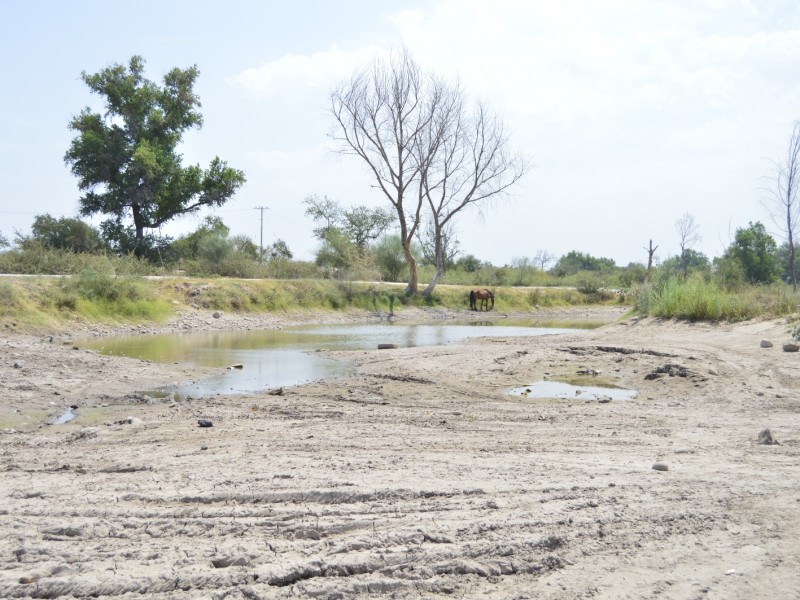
[469,289,495,311]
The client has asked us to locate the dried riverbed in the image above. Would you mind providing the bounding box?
[1,306,800,598]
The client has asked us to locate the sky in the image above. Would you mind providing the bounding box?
[2,0,800,267]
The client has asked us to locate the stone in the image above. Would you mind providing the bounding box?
[213,311,222,319]
[760,340,773,348]
[758,428,780,445]
[212,555,252,568]
[782,343,799,352]
[198,419,213,427]
[13,362,22,369]
[652,462,669,471]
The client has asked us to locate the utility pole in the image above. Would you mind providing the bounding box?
[255,206,269,263]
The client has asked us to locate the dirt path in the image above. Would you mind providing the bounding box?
[1,308,799,598]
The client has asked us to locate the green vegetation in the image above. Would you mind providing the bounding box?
[0,272,629,332]
[65,56,245,258]
[635,276,796,321]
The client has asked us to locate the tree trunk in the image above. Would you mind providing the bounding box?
[423,228,445,297]
[404,247,418,295]
[423,264,444,297]
[132,203,145,259]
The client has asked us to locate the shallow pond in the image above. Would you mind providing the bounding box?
[508,380,638,401]
[85,320,594,398]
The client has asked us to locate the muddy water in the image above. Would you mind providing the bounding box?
[84,321,593,398]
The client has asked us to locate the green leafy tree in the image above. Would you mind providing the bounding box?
[712,254,746,290]
[551,251,616,277]
[342,205,395,249]
[315,229,361,273]
[660,249,710,278]
[23,214,104,253]
[171,216,230,260]
[64,56,245,258]
[455,254,483,273]
[0,231,9,248]
[618,262,648,288]
[304,195,343,240]
[264,239,293,261]
[304,195,394,249]
[231,235,259,261]
[776,242,800,285]
[374,235,410,282]
[726,221,779,284]
[99,221,173,263]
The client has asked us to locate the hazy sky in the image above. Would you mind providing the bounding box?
[2,0,800,266]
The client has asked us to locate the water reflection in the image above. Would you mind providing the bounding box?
[86,321,590,398]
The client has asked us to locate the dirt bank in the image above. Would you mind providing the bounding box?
[1,307,799,598]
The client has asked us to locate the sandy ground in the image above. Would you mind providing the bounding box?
[1,306,799,599]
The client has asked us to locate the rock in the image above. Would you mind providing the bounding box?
[708,367,719,376]
[267,387,284,396]
[652,462,669,471]
[597,396,612,403]
[212,555,252,568]
[126,417,143,426]
[295,528,322,540]
[226,364,244,370]
[198,419,213,427]
[758,428,780,445]
[783,343,800,352]
[13,362,22,369]
[378,343,398,350]
[645,364,693,380]
[760,340,773,348]
[213,311,222,319]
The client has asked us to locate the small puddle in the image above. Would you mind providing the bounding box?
[509,381,638,401]
[54,408,76,424]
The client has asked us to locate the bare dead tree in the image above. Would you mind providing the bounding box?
[675,213,700,281]
[418,93,529,296]
[330,49,440,295]
[643,239,658,281]
[763,121,800,292]
[534,249,555,271]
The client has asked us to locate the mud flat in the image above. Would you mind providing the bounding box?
[1,307,799,598]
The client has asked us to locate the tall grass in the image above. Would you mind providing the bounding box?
[635,276,797,321]
[0,245,161,275]
[45,269,172,321]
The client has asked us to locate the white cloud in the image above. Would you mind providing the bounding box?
[229,44,385,95]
